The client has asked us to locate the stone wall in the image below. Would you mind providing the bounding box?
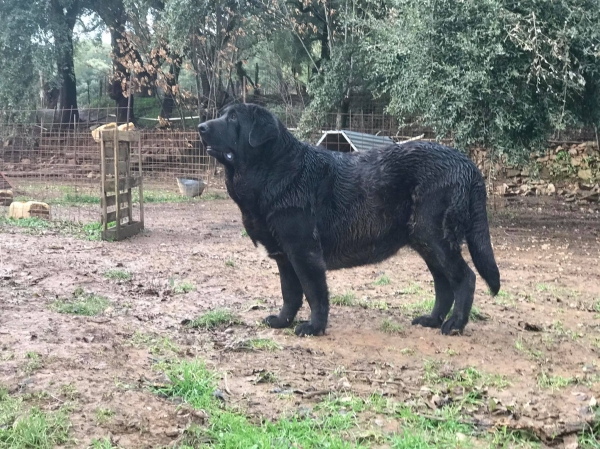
[469,141,600,203]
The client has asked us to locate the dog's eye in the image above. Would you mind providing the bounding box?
[229,112,237,122]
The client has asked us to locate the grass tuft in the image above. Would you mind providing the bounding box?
[380,319,405,335]
[374,274,391,286]
[51,290,111,316]
[331,291,356,306]
[104,269,131,281]
[0,387,71,448]
[187,309,240,330]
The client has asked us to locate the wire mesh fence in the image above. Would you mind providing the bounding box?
[0,107,214,225]
[2,104,597,230]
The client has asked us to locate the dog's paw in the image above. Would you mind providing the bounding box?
[294,321,325,337]
[440,315,466,335]
[411,315,443,329]
[264,315,293,329]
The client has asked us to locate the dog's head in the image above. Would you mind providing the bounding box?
[198,103,280,167]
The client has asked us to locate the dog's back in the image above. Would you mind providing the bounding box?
[299,142,475,261]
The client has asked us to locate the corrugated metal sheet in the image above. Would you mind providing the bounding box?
[316,130,394,152]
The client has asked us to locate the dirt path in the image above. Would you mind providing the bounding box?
[1,194,599,448]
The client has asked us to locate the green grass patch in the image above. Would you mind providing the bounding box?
[104,269,131,281]
[153,359,361,448]
[401,297,435,317]
[380,319,404,335]
[537,372,578,390]
[0,216,103,241]
[423,361,510,391]
[388,406,474,448]
[0,388,71,448]
[238,338,281,352]
[515,336,544,360]
[130,331,180,355]
[90,437,120,449]
[373,274,391,286]
[60,193,100,205]
[152,360,500,449]
[24,352,42,374]
[225,258,236,268]
[95,408,115,424]
[396,283,424,296]
[551,320,583,340]
[187,309,240,330]
[331,291,356,306]
[51,290,111,316]
[169,278,195,294]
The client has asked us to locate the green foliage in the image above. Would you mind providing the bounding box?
[51,290,111,316]
[74,40,112,106]
[104,269,131,281]
[357,0,600,157]
[0,0,54,108]
[0,388,71,448]
[187,309,240,330]
[331,291,356,306]
[153,359,361,448]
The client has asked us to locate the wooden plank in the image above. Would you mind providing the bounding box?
[102,194,128,208]
[126,189,133,223]
[104,145,129,160]
[100,138,107,232]
[101,130,141,142]
[113,129,120,241]
[138,139,144,228]
[102,221,143,241]
[105,161,127,176]
[104,176,141,193]
[104,206,130,225]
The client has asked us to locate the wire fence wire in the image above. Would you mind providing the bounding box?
[1,105,597,226]
[0,107,215,224]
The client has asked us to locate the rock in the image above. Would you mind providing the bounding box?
[578,182,595,191]
[578,169,593,180]
[569,148,579,156]
[506,168,521,178]
[547,183,556,194]
[581,192,599,202]
[165,428,180,438]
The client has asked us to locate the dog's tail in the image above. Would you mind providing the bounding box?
[465,178,500,295]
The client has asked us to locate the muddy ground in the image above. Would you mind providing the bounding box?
[1,190,599,448]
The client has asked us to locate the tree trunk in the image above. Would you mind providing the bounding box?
[160,55,182,119]
[51,0,79,125]
[108,25,134,123]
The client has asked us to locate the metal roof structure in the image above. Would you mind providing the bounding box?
[316,130,395,152]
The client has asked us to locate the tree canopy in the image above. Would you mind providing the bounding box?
[1,0,599,155]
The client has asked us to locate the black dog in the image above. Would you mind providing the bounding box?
[198,104,500,337]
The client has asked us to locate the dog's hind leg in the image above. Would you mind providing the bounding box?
[412,240,475,334]
[264,255,304,328]
[409,196,476,335]
[411,260,454,329]
[439,254,476,335]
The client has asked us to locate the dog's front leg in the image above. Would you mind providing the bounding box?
[264,255,304,329]
[270,210,329,337]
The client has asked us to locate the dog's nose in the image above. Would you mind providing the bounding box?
[198,123,208,134]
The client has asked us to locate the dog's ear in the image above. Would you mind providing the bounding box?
[248,106,280,148]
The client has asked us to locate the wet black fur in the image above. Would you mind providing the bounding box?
[198,104,501,337]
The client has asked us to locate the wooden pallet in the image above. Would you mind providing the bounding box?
[100,129,144,241]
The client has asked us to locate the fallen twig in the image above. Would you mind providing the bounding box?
[303,389,333,399]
